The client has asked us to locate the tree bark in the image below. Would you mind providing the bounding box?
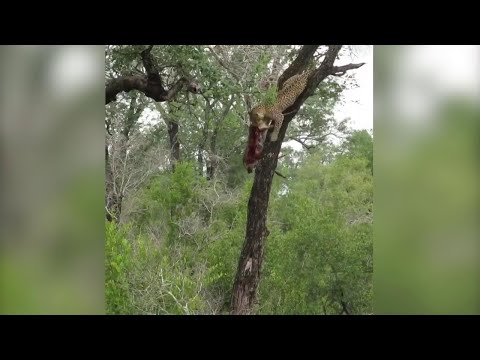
[197,145,205,177]
[231,45,365,315]
[197,97,214,177]
[197,116,209,177]
[206,126,218,180]
[105,45,200,105]
[167,120,180,171]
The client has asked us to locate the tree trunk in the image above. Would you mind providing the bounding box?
[230,116,288,314]
[206,127,218,180]
[231,45,365,315]
[167,120,180,171]
[166,118,181,221]
[197,147,204,177]
[206,163,215,181]
[198,114,209,177]
[231,46,320,315]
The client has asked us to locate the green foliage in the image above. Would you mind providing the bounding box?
[263,85,278,106]
[110,151,372,314]
[105,222,134,314]
[105,221,213,314]
[341,130,374,173]
[132,161,206,244]
[259,152,373,314]
[106,169,249,314]
[105,45,371,315]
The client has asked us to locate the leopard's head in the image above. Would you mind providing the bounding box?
[249,105,270,130]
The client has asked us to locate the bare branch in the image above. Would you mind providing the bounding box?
[206,46,252,113]
[279,45,365,119]
[331,62,365,76]
[286,131,339,145]
[274,170,287,179]
[278,45,319,89]
[303,45,343,98]
[289,137,315,150]
[165,77,189,101]
[206,46,241,82]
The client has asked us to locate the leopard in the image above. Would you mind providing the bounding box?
[249,67,316,142]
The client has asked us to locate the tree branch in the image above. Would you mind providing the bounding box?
[206,46,241,83]
[207,46,252,112]
[303,45,343,98]
[274,170,287,179]
[141,45,161,83]
[106,46,201,105]
[278,46,366,119]
[289,137,315,150]
[165,77,189,101]
[278,45,319,89]
[331,62,366,76]
[105,76,147,104]
[287,131,339,146]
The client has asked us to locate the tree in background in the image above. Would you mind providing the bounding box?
[340,129,373,174]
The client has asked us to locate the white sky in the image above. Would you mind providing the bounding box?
[334,45,373,132]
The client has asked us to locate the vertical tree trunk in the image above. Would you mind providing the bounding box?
[167,120,180,171]
[197,146,204,177]
[198,115,209,177]
[155,102,182,172]
[167,119,180,221]
[206,164,215,180]
[206,127,218,180]
[230,46,318,314]
[230,125,285,314]
[230,45,361,315]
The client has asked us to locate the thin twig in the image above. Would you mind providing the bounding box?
[274,171,287,179]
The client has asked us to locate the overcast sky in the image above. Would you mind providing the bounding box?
[334,45,373,132]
